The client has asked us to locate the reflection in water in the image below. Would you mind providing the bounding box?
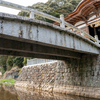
[0,84,18,100]
[0,84,99,100]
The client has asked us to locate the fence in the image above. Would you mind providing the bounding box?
[27,59,55,66]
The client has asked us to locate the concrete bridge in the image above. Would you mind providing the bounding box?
[0,0,99,60]
[1,0,100,99]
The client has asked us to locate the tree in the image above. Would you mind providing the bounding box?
[0,56,8,74]
[6,56,14,67]
[23,57,32,66]
[23,57,27,66]
[0,56,8,67]
[13,57,24,68]
[1,67,6,75]
[0,65,7,75]
[6,56,15,70]
[18,0,81,22]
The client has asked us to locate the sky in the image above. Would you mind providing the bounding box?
[0,0,48,15]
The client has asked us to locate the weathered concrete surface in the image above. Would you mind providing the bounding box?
[0,37,82,59]
[0,12,99,58]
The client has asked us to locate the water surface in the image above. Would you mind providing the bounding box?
[0,84,99,100]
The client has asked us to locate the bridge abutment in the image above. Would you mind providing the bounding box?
[55,54,100,87]
[15,53,100,99]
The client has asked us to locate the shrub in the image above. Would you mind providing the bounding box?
[14,57,24,68]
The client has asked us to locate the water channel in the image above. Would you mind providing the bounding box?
[0,84,99,100]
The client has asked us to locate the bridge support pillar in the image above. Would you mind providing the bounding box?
[54,53,100,98]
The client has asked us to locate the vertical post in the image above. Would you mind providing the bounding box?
[93,25,97,36]
[95,35,98,40]
[93,25,99,44]
[30,11,34,19]
[95,35,99,44]
[81,32,84,36]
[60,14,65,28]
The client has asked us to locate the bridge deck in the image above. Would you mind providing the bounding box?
[0,12,99,60]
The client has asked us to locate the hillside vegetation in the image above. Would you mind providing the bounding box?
[18,0,81,22]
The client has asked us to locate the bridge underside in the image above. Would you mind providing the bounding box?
[0,34,82,60]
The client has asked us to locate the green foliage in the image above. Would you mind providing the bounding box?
[18,0,81,23]
[0,56,24,74]
[0,56,26,74]
[2,65,7,72]
[6,56,16,71]
[0,79,16,84]
[18,11,29,17]
[14,57,24,68]
[18,69,22,76]
[0,56,7,74]
[0,56,8,67]
[23,57,27,66]
[1,67,6,75]
[1,65,7,75]
[6,56,14,67]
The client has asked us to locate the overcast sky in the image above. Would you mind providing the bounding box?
[0,0,48,15]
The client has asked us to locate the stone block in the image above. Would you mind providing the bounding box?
[68,68,71,73]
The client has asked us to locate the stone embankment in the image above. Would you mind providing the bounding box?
[15,55,100,99]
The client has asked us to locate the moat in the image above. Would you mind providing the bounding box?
[0,84,99,100]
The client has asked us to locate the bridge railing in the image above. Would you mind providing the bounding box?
[0,0,99,45]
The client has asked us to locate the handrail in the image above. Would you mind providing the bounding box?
[65,22,97,42]
[0,0,99,45]
[0,0,61,23]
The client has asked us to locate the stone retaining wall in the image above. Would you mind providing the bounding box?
[18,61,57,84]
[16,54,100,99]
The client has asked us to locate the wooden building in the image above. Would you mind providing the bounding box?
[64,0,100,40]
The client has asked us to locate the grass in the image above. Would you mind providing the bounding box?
[0,79,16,85]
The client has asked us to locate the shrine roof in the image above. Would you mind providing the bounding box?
[65,0,100,25]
